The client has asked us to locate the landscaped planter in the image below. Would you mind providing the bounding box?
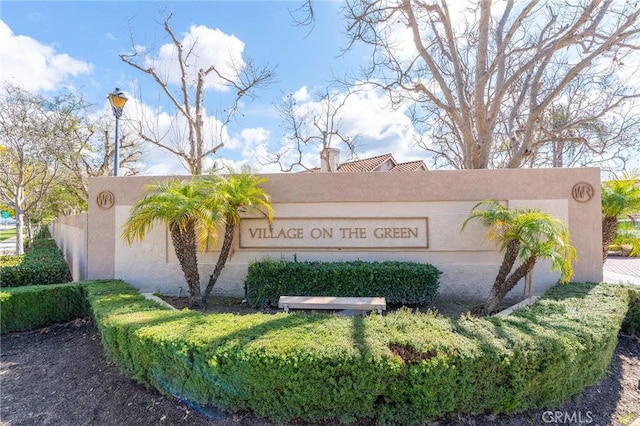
[2,280,637,424]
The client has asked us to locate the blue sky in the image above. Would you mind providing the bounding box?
[2,1,638,176]
[1,1,424,174]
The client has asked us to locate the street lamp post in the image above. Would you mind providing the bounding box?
[107,88,128,176]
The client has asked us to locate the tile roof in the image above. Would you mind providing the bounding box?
[390,160,428,172]
[336,153,395,172]
[305,153,427,173]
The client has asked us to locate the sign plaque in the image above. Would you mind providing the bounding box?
[239,217,429,250]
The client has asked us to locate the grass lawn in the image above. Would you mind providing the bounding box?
[0,228,16,242]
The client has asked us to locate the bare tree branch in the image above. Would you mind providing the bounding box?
[343,0,640,170]
[263,88,360,172]
[121,12,276,175]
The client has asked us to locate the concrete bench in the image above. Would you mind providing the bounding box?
[278,296,386,314]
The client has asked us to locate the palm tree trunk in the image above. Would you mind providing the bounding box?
[202,223,236,305]
[169,222,202,308]
[602,217,618,263]
[480,256,536,315]
[494,240,520,287]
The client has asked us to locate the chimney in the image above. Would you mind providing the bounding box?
[320,147,340,172]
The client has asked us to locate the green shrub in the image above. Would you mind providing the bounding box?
[3,279,635,424]
[87,281,629,424]
[621,286,640,336]
[0,238,71,287]
[84,280,170,321]
[245,258,441,308]
[0,283,90,333]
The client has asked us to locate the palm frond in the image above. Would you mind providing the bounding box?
[463,200,577,283]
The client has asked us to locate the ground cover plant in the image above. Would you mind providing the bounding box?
[0,254,22,268]
[621,285,640,337]
[0,282,89,333]
[2,279,634,424]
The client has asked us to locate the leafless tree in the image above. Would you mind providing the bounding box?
[264,88,360,171]
[521,77,640,173]
[58,110,142,200]
[120,13,276,175]
[343,0,640,169]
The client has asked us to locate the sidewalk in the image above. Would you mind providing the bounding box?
[0,237,17,256]
[603,256,640,286]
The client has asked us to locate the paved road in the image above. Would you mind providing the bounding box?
[603,256,640,286]
[0,236,17,256]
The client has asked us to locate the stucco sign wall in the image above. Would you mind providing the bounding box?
[86,168,603,300]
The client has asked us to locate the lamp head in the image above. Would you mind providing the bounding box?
[107,88,128,117]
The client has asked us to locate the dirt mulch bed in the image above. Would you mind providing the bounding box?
[1,318,638,426]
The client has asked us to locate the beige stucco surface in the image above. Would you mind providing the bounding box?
[82,168,601,300]
[49,213,88,281]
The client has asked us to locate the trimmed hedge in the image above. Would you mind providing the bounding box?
[0,238,71,287]
[0,283,89,333]
[3,280,636,424]
[87,280,630,424]
[246,258,442,308]
[621,286,640,336]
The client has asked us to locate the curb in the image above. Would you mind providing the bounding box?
[496,296,540,316]
[141,293,178,311]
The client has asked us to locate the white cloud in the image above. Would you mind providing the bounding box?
[258,85,427,171]
[144,24,245,92]
[234,127,271,148]
[292,86,311,103]
[338,88,427,164]
[0,20,93,92]
[219,127,273,171]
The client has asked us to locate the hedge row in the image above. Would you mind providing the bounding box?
[0,283,89,333]
[2,281,637,424]
[621,285,640,336]
[246,259,442,308]
[0,238,71,287]
[89,281,631,424]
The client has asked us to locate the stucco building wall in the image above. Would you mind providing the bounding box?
[49,212,88,281]
[86,168,601,300]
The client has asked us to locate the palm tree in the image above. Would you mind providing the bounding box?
[601,172,640,263]
[201,168,274,305]
[122,179,221,308]
[462,200,577,315]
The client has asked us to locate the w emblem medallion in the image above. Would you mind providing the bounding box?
[97,191,115,210]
